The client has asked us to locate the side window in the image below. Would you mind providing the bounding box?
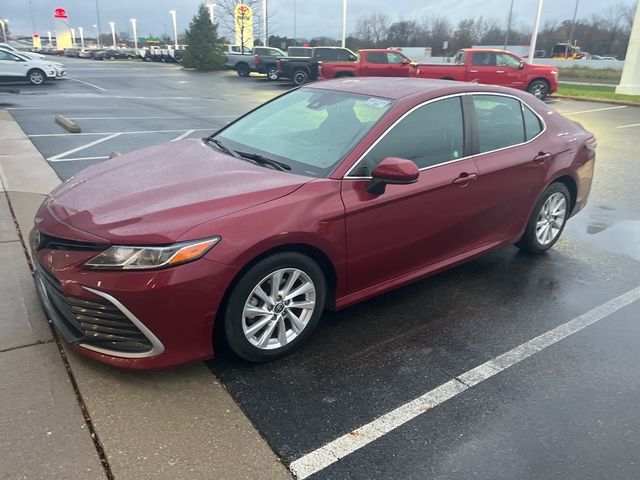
[336,50,353,61]
[387,52,406,64]
[318,49,337,61]
[366,52,387,64]
[254,48,266,55]
[522,104,543,141]
[472,53,496,66]
[473,95,525,153]
[358,97,464,173]
[455,52,467,65]
[0,51,14,61]
[496,53,521,68]
[230,46,240,53]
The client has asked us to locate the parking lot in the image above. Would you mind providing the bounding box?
[4,57,640,479]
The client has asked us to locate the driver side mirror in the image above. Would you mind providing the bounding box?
[401,58,410,65]
[349,54,357,61]
[367,157,419,195]
[518,61,524,69]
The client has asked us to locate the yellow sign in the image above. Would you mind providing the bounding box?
[234,4,253,48]
[32,35,42,49]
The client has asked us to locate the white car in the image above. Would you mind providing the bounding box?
[0,49,64,85]
[0,43,47,61]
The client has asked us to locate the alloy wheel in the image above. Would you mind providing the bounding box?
[242,268,316,350]
[535,192,567,245]
[29,71,44,85]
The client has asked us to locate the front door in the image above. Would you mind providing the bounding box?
[341,96,484,294]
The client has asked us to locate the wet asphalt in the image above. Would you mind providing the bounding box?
[4,57,640,479]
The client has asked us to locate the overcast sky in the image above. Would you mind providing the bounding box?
[1,0,632,40]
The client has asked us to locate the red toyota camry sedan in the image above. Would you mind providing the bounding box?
[32,78,596,369]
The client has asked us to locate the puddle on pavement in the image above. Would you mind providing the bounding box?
[566,204,640,261]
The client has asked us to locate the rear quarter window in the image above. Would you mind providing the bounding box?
[473,95,525,153]
[523,105,543,140]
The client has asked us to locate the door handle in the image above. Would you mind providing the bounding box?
[533,152,552,163]
[469,69,478,73]
[496,70,505,73]
[452,173,478,185]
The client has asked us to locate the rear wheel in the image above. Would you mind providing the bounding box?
[266,67,279,81]
[292,69,309,86]
[516,182,570,254]
[236,63,250,77]
[223,252,326,362]
[27,69,46,85]
[527,79,550,100]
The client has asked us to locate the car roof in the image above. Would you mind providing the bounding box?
[305,77,531,102]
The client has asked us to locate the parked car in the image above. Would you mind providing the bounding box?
[319,49,412,80]
[277,46,357,85]
[287,46,312,57]
[32,78,595,369]
[0,43,47,61]
[64,47,81,57]
[410,48,559,99]
[252,46,286,79]
[93,49,135,60]
[0,49,63,84]
[224,44,251,55]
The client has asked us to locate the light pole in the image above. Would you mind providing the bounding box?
[568,0,579,45]
[109,21,116,47]
[95,0,102,48]
[79,27,85,48]
[169,10,178,49]
[262,0,267,47]
[528,0,544,64]
[0,19,8,43]
[504,0,514,50]
[47,31,53,46]
[70,27,76,47]
[341,0,347,48]
[130,19,138,50]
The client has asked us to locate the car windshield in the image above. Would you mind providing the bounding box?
[212,88,393,177]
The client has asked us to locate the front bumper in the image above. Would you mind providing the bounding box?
[32,236,239,369]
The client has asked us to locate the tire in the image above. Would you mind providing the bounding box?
[266,67,279,81]
[27,69,46,85]
[527,79,550,100]
[223,252,326,362]
[236,63,250,77]
[516,182,571,254]
[292,69,309,86]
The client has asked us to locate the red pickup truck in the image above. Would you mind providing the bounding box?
[410,48,559,99]
[318,49,413,80]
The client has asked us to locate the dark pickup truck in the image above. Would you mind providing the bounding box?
[276,47,357,85]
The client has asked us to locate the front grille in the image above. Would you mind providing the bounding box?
[39,268,153,353]
[35,232,107,252]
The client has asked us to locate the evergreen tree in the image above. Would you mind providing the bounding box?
[182,5,225,71]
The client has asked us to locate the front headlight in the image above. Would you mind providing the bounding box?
[84,237,220,270]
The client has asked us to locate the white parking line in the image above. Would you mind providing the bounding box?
[48,133,122,161]
[289,285,640,479]
[564,105,627,116]
[170,130,195,142]
[68,115,237,120]
[616,123,640,129]
[69,77,107,92]
[49,156,111,162]
[30,128,213,137]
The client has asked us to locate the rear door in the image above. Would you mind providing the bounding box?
[341,96,485,293]
[467,94,556,241]
[468,52,508,86]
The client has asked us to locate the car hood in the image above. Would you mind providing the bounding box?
[38,139,312,244]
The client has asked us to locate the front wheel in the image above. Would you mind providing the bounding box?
[223,252,326,362]
[527,79,550,100]
[266,67,279,81]
[27,69,46,85]
[516,182,571,254]
[292,69,309,86]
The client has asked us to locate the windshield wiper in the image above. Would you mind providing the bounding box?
[235,151,292,171]
[205,137,242,159]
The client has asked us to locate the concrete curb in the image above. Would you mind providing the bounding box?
[553,94,640,107]
[54,114,81,133]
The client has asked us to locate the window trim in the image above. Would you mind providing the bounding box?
[343,91,547,180]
